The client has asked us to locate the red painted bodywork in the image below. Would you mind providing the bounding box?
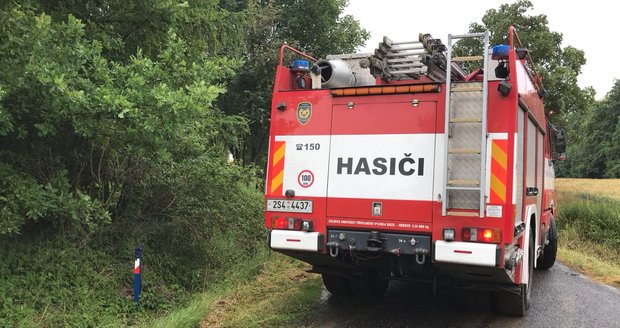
[265,27,556,286]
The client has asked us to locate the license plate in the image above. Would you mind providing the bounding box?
[266,199,313,213]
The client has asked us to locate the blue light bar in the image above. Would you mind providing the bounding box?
[492,45,510,60]
[291,59,310,72]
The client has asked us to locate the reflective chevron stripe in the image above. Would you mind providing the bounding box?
[270,141,286,195]
[489,139,508,203]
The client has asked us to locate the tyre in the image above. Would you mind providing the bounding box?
[322,273,353,297]
[494,226,533,317]
[537,217,557,270]
[348,271,390,298]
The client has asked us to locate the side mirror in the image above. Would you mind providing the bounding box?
[554,127,567,161]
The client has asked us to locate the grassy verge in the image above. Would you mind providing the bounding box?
[555,179,620,288]
[149,250,322,328]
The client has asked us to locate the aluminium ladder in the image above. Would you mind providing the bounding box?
[441,31,490,218]
[370,34,466,82]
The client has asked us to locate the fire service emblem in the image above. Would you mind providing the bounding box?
[297,102,312,125]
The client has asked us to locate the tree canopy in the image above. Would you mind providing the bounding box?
[452,0,620,178]
[218,0,369,166]
[0,2,366,324]
[454,0,594,120]
[560,80,620,178]
[0,1,251,236]
[0,0,368,236]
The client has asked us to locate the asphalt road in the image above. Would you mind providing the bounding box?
[309,263,620,328]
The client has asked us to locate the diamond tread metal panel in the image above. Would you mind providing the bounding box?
[448,189,479,209]
[449,124,482,149]
[441,32,490,216]
[450,84,483,119]
[448,154,481,182]
[446,82,485,210]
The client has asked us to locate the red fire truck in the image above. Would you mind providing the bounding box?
[264,27,567,316]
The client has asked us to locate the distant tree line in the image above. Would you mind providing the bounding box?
[557,80,620,178]
[454,0,618,178]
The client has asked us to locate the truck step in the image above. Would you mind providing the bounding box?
[450,117,482,123]
[450,86,483,92]
[446,186,481,191]
[450,82,483,93]
[451,55,483,62]
[448,179,479,186]
[446,211,480,217]
[448,148,480,154]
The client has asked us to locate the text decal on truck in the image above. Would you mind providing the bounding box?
[327,134,436,201]
[336,155,425,176]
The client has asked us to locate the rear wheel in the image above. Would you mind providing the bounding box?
[494,227,533,317]
[537,217,557,270]
[322,273,353,297]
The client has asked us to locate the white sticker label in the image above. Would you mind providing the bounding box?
[275,135,331,197]
[486,205,503,218]
[297,170,314,188]
[328,134,436,201]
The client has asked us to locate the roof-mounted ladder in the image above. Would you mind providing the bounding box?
[441,31,490,218]
[370,34,466,82]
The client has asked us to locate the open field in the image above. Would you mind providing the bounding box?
[556,178,620,202]
[555,178,620,287]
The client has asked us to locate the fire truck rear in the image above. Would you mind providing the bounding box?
[264,27,567,316]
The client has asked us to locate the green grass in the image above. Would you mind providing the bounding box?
[0,238,143,327]
[0,223,267,327]
[148,250,322,328]
[555,179,620,287]
[148,250,268,328]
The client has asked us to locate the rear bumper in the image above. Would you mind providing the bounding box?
[326,229,431,255]
[269,230,323,252]
[434,241,499,267]
[271,234,512,284]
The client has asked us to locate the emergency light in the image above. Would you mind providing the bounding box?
[492,45,510,60]
[290,59,310,72]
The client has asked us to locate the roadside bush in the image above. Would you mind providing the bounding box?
[0,5,265,327]
[0,236,130,327]
[557,193,620,250]
[0,168,265,327]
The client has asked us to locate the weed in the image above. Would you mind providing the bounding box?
[555,178,620,286]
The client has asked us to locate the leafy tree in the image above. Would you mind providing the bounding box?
[0,1,365,324]
[0,2,251,238]
[454,0,594,121]
[219,0,369,166]
[567,80,620,178]
[37,0,247,61]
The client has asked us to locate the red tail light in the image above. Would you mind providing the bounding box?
[271,217,313,231]
[462,227,501,243]
[272,217,288,229]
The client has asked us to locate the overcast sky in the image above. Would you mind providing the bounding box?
[344,0,617,99]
